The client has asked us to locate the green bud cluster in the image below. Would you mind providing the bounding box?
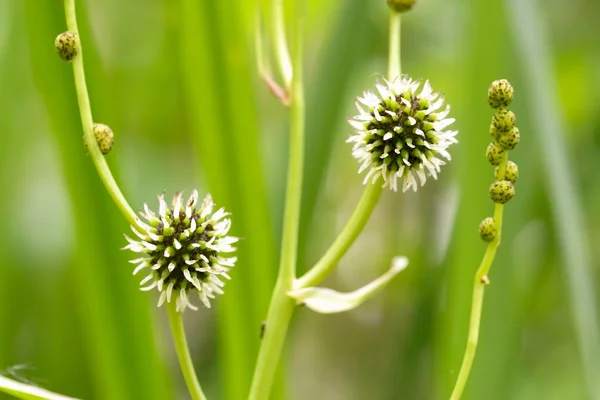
[479,79,520,242]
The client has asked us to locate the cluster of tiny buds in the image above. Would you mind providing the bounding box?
[480,79,520,242]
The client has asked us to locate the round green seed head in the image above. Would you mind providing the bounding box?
[55,31,79,61]
[498,126,520,150]
[489,180,515,204]
[486,142,505,166]
[492,109,516,133]
[479,217,497,242]
[92,123,114,154]
[488,79,514,109]
[387,0,416,12]
[495,161,519,184]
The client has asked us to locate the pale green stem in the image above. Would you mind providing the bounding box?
[0,375,80,400]
[63,0,137,227]
[270,0,293,88]
[295,183,383,289]
[166,304,207,400]
[388,11,402,80]
[248,8,304,399]
[449,152,508,400]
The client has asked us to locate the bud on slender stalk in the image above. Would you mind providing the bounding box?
[387,0,416,13]
[489,180,515,204]
[479,217,497,242]
[55,31,79,61]
[487,79,514,109]
[486,142,505,166]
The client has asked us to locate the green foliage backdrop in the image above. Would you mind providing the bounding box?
[1,0,599,398]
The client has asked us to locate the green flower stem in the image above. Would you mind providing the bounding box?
[270,0,293,88]
[0,375,80,400]
[166,304,207,400]
[63,0,137,227]
[388,10,402,80]
[449,152,508,400]
[249,7,304,399]
[295,183,383,289]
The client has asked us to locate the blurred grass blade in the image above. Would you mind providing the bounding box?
[506,0,600,397]
[0,376,79,400]
[178,0,278,398]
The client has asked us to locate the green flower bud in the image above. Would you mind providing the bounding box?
[491,109,516,133]
[489,180,515,204]
[486,142,505,166]
[84,123,114,155]
[487,79,514,109]
[496,161,519,184]
[479,217,497,242]
[55,31,79,61]
[498,126,520,150]
[387,0,416,12]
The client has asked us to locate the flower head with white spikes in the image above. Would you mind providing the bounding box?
[124,191,237,312]
[347,75,458,192]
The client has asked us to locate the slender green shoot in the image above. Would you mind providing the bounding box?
[63,0,137,227]
[166,304,207,400]
[295,183,382,289]
[449,152,508,400]
[388,11,402,80]
[270,0,293,88]
[248,3,304,398]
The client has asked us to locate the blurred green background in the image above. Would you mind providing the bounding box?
[1,0,599,399]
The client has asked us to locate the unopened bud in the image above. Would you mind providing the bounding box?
[479,217,497,242]
[491,109,516,134]
[496,161,519,184]
[486,142,505,166]
[387,0,416,13]
[84,123,114,155]
[498,127,520,150]
[487,79,514,109]
[55,31,79,61]
[489,180,515,204]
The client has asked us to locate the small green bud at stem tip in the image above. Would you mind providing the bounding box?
[387,0,416,13]
[486,142,505,166]
[55,31,79,62]
[479,217,497,242]
[487,79,514,109]
[489,180,515,204]
[498,127,520,150]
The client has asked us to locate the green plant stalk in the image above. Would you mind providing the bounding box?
[63,0,137,227]
[388,10,402,80]
[0,375,80,400]
[296,7,399,289]
[295,183,382,288]
[166,304,207,400]
[449,152,508,400]
[248,6,304,399]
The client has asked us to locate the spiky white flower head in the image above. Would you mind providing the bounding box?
[347,75,458,192]
[123,190,238,312]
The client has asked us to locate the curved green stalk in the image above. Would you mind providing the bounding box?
[166,304,207,400]
[295,183,382,289]
[449,153,508,400]
[249,6,304,398]
[63,0,137,227]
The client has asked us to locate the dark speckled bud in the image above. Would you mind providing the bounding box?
[487,79,514,109]
[489,180,515,204]
[479,217,497,242]
[387,0,416,12]
[55,31,79,61]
